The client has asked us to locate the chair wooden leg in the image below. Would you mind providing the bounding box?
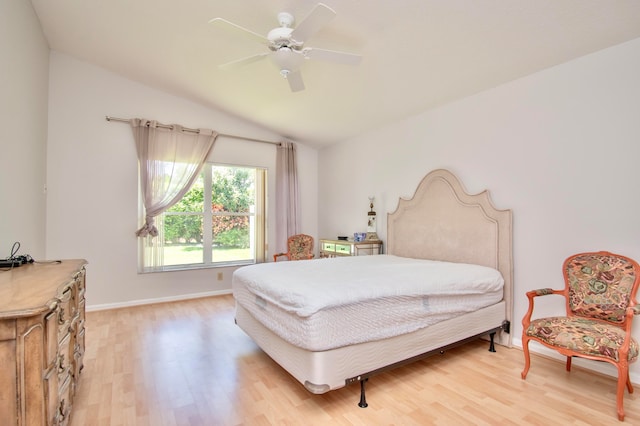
[521,336,531,379]
[626,371,634,394]
[566,356,572,372]
[616,365,628,421]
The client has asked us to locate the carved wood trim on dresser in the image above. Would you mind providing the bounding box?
[0,259,87,426]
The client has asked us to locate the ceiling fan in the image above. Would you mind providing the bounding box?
[209,3,362,92]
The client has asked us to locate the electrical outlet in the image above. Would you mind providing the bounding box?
[217,272,223,281]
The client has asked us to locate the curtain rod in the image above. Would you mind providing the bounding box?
[105,116,282,146]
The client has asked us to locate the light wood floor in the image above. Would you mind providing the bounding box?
[70,295,639,425]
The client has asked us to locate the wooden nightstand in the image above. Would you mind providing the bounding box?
[319,239,383,258]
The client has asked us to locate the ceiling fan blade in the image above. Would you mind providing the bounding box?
[286,70,305,92]
[209,18,268,45]
[290,3,336,41]
[303,47,362,65]
[219,52,270,70]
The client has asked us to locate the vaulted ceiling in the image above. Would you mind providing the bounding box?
[31,0,640,148]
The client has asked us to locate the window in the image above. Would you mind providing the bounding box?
[139,164,267,272]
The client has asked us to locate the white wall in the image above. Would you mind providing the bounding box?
[0,1,49,259]
[46,51,318,308]
[319,38,640,380]
[7,0,640,384]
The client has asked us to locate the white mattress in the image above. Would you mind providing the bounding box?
[232,255,504,351]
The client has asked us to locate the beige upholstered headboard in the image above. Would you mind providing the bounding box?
[387,169,513,346]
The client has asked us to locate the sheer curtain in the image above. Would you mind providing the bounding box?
[131,119,217,268]
[275,141,300,255]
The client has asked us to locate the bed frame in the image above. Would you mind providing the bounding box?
[234,168,513,406]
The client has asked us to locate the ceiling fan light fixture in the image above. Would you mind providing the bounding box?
[271,47,305,73]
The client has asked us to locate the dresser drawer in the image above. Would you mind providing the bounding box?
[56,373,72,426]
[335,244,352,255]
[45,305,60,366]
[322,242,335,252]
[75,269,86,296]
[44,363,60,426]
[73,326,86,385]
[57,286,73,339]
[57,331,72,383]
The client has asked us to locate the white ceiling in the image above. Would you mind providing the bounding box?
[31,0,640,148]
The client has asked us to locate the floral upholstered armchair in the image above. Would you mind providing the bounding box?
[521,251,640,421]
[273,234,315,262]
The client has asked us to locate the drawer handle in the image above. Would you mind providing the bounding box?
[45,298,60,313]
[45,306,58,322]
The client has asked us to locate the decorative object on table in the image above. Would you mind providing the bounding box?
[353,232,367,242]
[366,196,379,240]
[337,236,348,241]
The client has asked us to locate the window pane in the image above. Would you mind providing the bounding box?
[211,166,255,213]
[167,175,204,213]
[163,215,203,265]
[212,215,252,261]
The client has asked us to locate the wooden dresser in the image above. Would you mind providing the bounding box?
[0,259,87,426]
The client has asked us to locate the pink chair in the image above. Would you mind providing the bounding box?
[521,251,640,421]
[273,234,315,262]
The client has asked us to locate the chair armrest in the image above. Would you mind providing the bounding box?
[525,288,563,297]
[522,288,565,331]
[616,306,640,351]
[273,253,288,262]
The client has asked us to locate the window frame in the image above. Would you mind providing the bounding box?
[138,162,267,273]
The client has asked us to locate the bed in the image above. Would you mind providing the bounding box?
[232,169,513,406]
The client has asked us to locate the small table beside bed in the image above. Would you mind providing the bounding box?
[232,169,513,407]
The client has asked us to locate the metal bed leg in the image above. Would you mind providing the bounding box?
[358,378,368,408]
[347,324,509,407]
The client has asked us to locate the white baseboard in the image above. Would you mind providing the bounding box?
[512,336,640,385]
[86,289,233,312]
